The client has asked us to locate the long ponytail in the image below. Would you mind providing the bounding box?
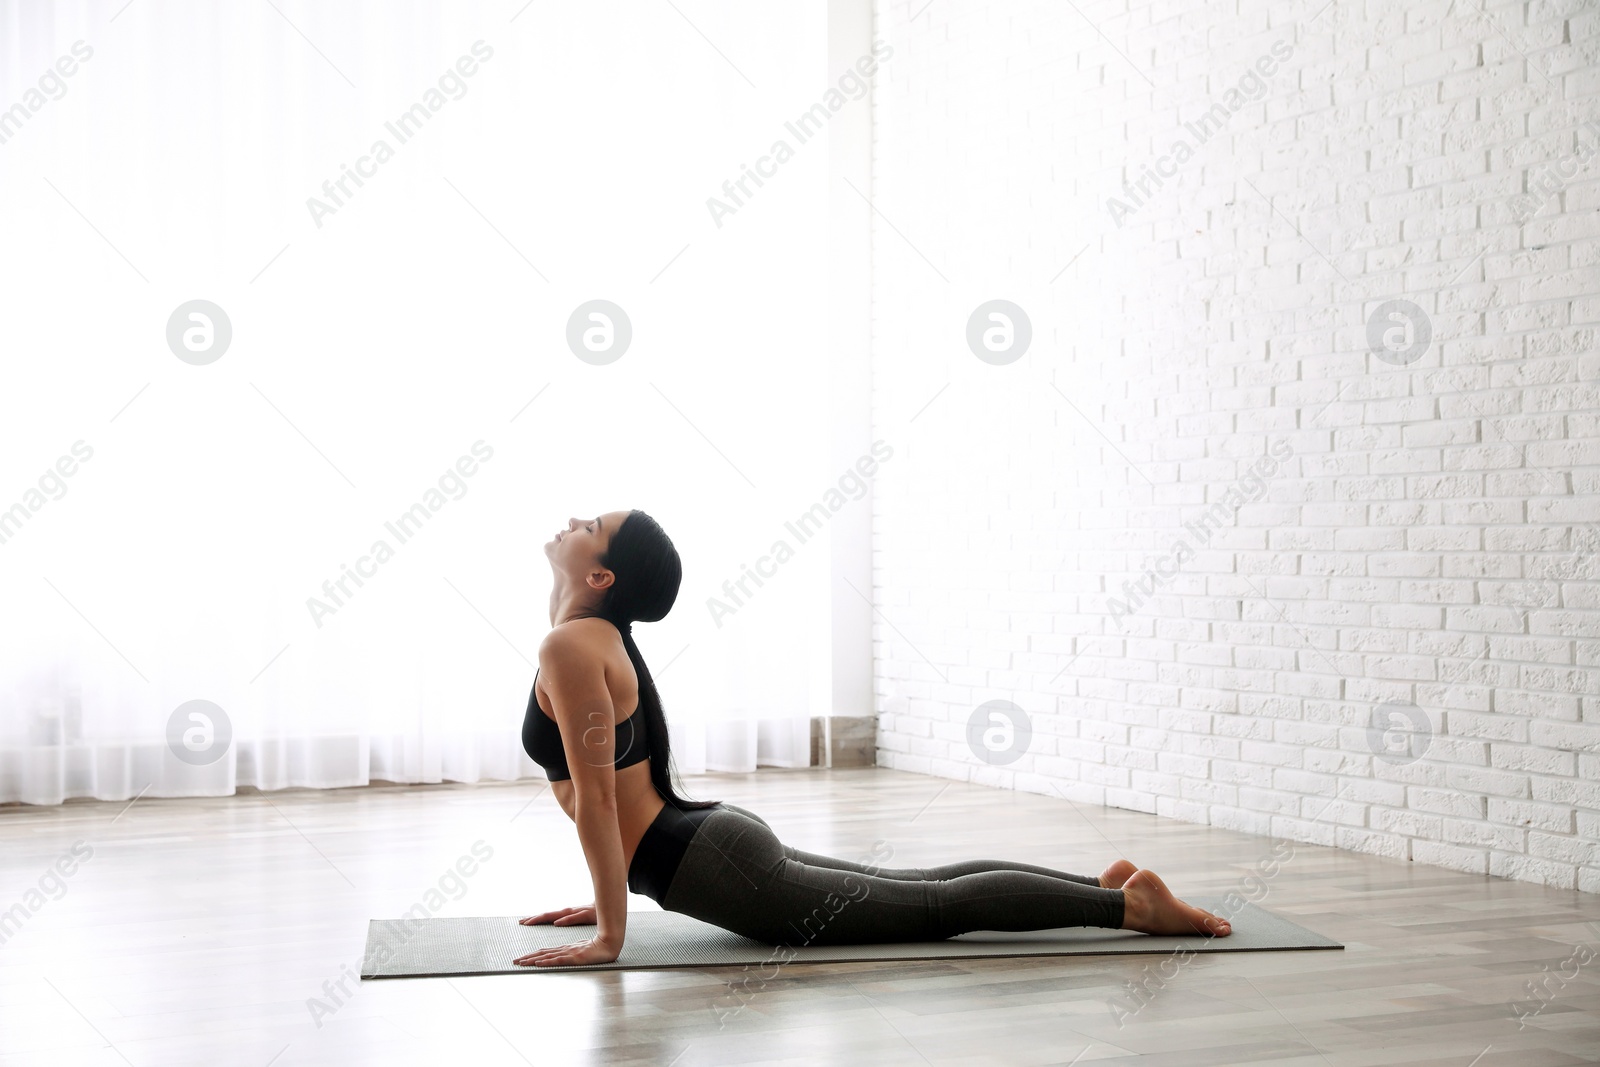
[611,621,719,811]
[595,511,718,812]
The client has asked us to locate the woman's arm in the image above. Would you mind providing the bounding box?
[538,625,628,953]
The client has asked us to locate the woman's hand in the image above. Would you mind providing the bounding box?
[519,904,596,927]
[513,934,622,968]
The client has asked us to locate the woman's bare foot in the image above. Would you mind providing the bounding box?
[1099,859,1137,889]
[1119,869,1231,937]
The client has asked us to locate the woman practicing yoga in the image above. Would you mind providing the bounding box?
[516,509,1231,968]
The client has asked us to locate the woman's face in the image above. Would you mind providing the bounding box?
[545,510,630,580]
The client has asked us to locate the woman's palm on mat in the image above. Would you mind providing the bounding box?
[515,905,621,967]
[520,904,596,927]
[513,933,620,968]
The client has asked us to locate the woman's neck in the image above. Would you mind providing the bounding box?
[548,578,602,629]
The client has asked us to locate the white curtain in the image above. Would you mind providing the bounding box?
[0,0,833,804]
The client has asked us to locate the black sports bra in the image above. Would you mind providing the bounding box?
[521,668,649,782]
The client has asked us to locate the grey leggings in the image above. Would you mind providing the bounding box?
[660,803,1125,946]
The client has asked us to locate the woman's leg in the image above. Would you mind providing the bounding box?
[768,856,1229,945]
[718,803,1106,886]
[782,844,1104,887]
[663,807,1125,946]
[769,856,1126,945]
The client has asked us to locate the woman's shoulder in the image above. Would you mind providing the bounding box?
[539,618,619,659]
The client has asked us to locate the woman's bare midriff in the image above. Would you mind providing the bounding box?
[548,764,666,872]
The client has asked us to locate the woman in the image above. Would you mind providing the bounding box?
[516,510,1231,968]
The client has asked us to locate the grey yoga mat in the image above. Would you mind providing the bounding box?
[361,896,1342,978]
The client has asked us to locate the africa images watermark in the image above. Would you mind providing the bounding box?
[1512,939,1597,1030]
[706,38,894,228]
[306,441,495,627]
[0,440,94,549]
[305,40,495,228]
[1109,438,1292,618]
[1107,838,1295,1027]
[1105,38,1295,227]
[305,839,495,1028]
[0,40,94,148]
[705,439,893,628]
[0,840,95,948]
[708,838,894,1029]
[1510,115,1600,225]
[167,699,233,766]
[1108,692,1440,1028]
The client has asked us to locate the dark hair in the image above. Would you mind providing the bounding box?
[591,510,718,811]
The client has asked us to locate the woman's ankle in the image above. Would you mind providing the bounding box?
[1118,882,1143,930]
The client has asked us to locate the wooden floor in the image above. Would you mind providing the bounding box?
[2,767,1597,1066]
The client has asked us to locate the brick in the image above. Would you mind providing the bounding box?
[1411,787,1489,819]
[1489,797,1577,833]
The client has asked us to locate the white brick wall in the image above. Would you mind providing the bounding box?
[868,0,1600,891]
